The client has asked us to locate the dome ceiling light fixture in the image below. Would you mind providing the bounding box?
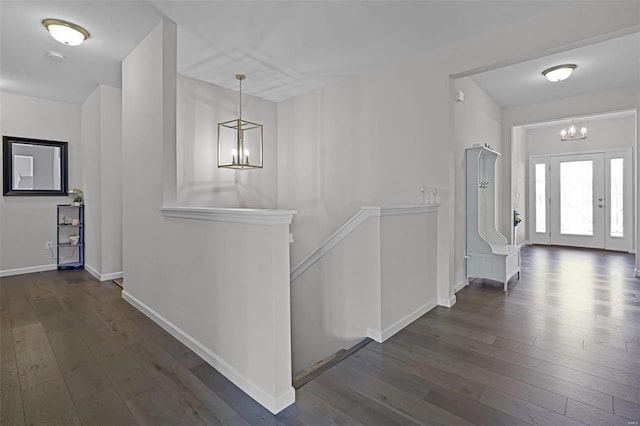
[42,19,90,46]
[542,64,577,82]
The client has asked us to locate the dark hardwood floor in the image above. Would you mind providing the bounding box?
[2,245,640,425]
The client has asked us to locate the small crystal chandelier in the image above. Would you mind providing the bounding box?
[218,74,263,170]
[560,119,587,141]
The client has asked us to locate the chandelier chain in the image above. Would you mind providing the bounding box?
[238,77,242,120]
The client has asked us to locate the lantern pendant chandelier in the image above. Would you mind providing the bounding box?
[560,119,587,141]
[217,74,263,170]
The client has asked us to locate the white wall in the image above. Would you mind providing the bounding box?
[0,92,81,275]
[81,85,123,280]
[81,88,101,274]
[177,75,278,208]
[122,19,176,343]
[122,20,294,414]
[379,209,438,331]
[291,214,380,374]
[278,1,640,305]
[453,77,503,288]
[291,206,438,374]
[503,86,640,248]
[524,112,636,248]
[99,86,123,278]
[277,59,454,308]
[511,126,526,245]
[526,115,635,156]
[447,1,640,242]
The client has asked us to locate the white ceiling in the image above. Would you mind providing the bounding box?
[470,31,640,108]
[0,0,572,105]
[154,1,565,102]
[0,1,164,104]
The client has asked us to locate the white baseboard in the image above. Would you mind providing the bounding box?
[101,271,124,281]
[438,295,456,308]
[454,279,468,293]
[366,328,383,342]
[85,264,100,280]
[367,299,437,343]
[121,290,295,414]
[0,264,57,277]
[85,264,124,282]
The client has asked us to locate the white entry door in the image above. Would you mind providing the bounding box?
[528,149,633,251]
[550,153,605,248]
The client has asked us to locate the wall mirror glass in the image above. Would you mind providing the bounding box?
[3,136,68,196]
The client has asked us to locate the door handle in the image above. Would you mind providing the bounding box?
[598,198,603,201]
[598,204,604,208]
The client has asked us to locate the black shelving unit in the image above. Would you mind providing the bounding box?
[57,204,84,270]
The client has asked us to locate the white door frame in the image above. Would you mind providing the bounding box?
[528,148,634,252]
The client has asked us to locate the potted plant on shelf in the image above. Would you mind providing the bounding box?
[68,188,84,206]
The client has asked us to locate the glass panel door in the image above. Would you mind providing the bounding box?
[550,153,604,249]
[559,160,593,236]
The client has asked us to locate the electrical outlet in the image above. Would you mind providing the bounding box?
[45,241,52,250]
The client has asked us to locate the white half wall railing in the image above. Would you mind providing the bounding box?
[122,206,297,415]
[290,204,439,375]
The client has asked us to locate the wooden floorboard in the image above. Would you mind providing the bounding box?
[0,359,25,426]
[56,345,113,401]
[12,322,63,390]
[21,378,81,426]
[493,336,640,389]
[75,386,137,426]
[1,246,639,425]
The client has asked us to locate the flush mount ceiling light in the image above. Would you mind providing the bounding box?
[542,64,577,82]
[218,74,263,170]
[560,119,587,141]
[42,19,90,46]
